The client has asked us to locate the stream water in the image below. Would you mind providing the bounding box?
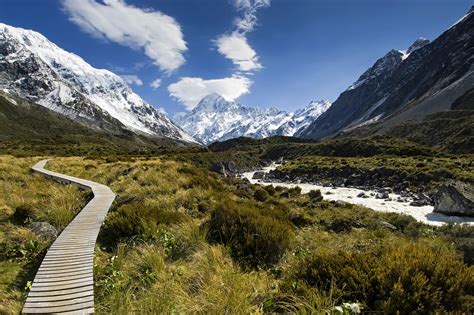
[241,165,474,226]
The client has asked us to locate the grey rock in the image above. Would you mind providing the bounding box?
[376,221,398,231]
[357,192,366,198]
[27,222,58,241]
[210,162,227,176]
[410,200,429,207]
[311,196,323,202]
[252,171,266,180]
[433,182,474,216]
[334,200,349,207]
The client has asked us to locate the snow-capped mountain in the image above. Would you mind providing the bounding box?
[299,6,474,139]
[174,93,330,144]
[0,22,195,143]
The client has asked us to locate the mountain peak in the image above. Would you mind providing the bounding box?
[194,93,240,113]
[407,37,430,54]
[0,22,196,143]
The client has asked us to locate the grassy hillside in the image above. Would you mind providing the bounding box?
[0,93,194,157]
[1,155,472,313]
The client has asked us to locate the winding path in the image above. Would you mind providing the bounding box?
[22,160,115,314]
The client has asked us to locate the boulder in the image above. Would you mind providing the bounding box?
[223,161,237,174]
[410,200,429,207]
[311,195,323,202]
[376,221,397,231]
[27,222,58,241]
[334,200,349,207]
[433,182,474,216]
[252,171,266,180]
[210,162,227,176]
[357,192,366,198]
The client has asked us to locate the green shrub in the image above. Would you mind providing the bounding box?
[101,203,188,245]
[254,188,269,202]
[282,241,474,313]
[206,200,294,268]
[12,204,35,224]
[308,189,322,200]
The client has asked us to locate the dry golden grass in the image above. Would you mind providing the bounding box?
[0,156,88,314]
[1,155,472,313]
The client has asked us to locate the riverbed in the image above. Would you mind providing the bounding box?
[241,165,474,226]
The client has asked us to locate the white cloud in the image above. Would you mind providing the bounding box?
[150,78,162,89]
[119,74,143,86]
[232,0,270,33]
[214,0,269,73]
[168,76,252,110]
[62,0,187,73]
[215,32,262,71]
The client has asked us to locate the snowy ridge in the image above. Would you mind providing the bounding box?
[0,22,195,143]
[174,93,331,144]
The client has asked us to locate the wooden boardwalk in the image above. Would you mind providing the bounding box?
[22,160,115,314]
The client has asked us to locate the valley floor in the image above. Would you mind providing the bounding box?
[0,153,473,314]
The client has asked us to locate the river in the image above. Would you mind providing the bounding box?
[241,165,474,226]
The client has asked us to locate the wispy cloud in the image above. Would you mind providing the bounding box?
[150,78,162,89]
[168,76,252,110]
[119,74,143,86]
[62,0,187,74]
[232,0,270,34]
[214,0,269,73]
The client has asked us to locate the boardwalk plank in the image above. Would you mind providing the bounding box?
[22,160,115,314]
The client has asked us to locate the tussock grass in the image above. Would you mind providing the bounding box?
[2,155,473,313]
[0,156,88,314]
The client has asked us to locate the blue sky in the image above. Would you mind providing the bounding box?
[0,0,471,115]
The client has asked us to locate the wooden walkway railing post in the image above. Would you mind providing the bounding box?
[22,160,115,314]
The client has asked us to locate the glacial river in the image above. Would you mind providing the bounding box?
[242,165,474,226]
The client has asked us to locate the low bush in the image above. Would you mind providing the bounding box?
[308,189,322,200]
[206,200,294,268]
[282,241,474,313]
[254,188,269,202]
[101,202,188,245]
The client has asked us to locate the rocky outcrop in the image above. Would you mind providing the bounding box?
[433,182,474,216]
[210,161,238,176]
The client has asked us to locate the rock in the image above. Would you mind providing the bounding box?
[252,171,266,180]
[279,191,290,198]
[236,183,250,192]
[210,161,237,176]
[311,196,323,202]
[376,192,389,199]
[326,191,333,195]
[334,200,349,207]
[27,222,58,241]
[410,200,429,207]
[210,162,227,176]
[121,167,133,176]
[376,221,397,231]
[357,192,366,198]
[433,182,474,216]
[223,161,237,174]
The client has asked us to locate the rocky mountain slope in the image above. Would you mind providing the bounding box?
[0,22,195,143]
[298,7,474,140]
[0,90,190,156]
[174,93,330,144]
